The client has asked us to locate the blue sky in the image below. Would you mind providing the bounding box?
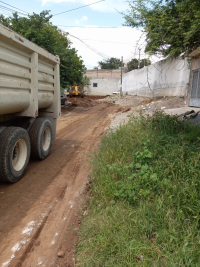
[1,0,147,69]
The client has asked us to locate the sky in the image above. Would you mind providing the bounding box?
[0,0,149,69]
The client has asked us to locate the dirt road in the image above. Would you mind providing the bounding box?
[0,96,118,267]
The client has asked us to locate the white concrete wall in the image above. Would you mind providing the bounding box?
[87,78,120,95]
[122,58,191,97]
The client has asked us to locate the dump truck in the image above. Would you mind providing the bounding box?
[69,85,84,98]
[0,24,61,183]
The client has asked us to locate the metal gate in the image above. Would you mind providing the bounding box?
[190,69,200,107]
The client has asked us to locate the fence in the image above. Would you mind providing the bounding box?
[122,58,191,97]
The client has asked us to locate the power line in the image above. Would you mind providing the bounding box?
[0,0,29,14]
[0,5,28,16]
[0,10,28,18]
[68,33,109,59]
[77,38,137,45]
[53,0,105,16]
[0,1,135,65]
[57,25,126,29]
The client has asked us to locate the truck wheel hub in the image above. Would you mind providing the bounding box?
[12,139,27,171]
[42,127,51,151]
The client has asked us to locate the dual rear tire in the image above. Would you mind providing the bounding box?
[0,118,52,183]
[0,127,30,183]
[29,118,52,160]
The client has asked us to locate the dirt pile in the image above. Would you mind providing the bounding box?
[99,95,187,129]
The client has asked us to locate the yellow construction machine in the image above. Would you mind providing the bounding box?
[69,86,84,98]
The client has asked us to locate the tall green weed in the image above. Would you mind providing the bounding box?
[76,112,200,266]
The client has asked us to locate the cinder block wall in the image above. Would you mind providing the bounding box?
[122,58,191,97]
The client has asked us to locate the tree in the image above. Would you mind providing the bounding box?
[123,0,200,59]
[80,76,91,88]
[60,47,86,88]
[0,11,86,88]
[127,58,139,71]
[127,58,151,71]
[98,57,122,69]
[140,58,151,68]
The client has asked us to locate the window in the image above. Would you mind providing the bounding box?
[93,83,97,87]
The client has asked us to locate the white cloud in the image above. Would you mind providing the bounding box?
[66,26,147,69]
[42,0,75,6]
[76,16,88,24]
[41,0,129,13]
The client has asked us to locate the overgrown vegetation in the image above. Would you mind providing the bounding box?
[0,11,87,89]
[124,0,200,59]
[76,112,200,266]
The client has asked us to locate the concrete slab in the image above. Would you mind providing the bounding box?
[164,107,200,116]
[164,107,200,124]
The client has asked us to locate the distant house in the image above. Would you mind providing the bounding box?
[85,68,126,96]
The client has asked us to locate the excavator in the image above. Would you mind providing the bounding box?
[69,86,84,98]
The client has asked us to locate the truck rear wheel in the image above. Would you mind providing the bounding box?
[0,127,31,183]
[29,118,52,160]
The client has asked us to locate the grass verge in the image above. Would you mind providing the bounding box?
[76,112,200,266]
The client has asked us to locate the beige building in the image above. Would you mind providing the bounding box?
[86,69,126,79]
[85,68,126,95]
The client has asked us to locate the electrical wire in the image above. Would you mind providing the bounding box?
[0,5,28,16]
[53,0,105,16]
[74,38,138,45]
[0,1,147,67]
[68,33,109,59]
[56,25,124,28]
[0,0,29,14]
[0,2,119,61]
[0,10,27,18]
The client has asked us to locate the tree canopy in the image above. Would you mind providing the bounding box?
[0,11,86,89]
[127,58,151,71]
[124,0,200,59]
[97,57,122,69]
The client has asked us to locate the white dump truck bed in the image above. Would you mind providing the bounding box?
[0,24,61,183]
[0,24,60,121]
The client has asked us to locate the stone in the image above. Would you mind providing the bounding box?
[83,211,88,216]
[57,251,64,258]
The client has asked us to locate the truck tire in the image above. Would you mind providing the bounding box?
[69,90,72,98]
[29,118,52,160]
[0,127,31,183]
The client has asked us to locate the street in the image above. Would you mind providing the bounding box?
[0,96,118,267]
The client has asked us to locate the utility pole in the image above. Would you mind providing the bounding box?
[120,56,123,97]
[138,48,141,69]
